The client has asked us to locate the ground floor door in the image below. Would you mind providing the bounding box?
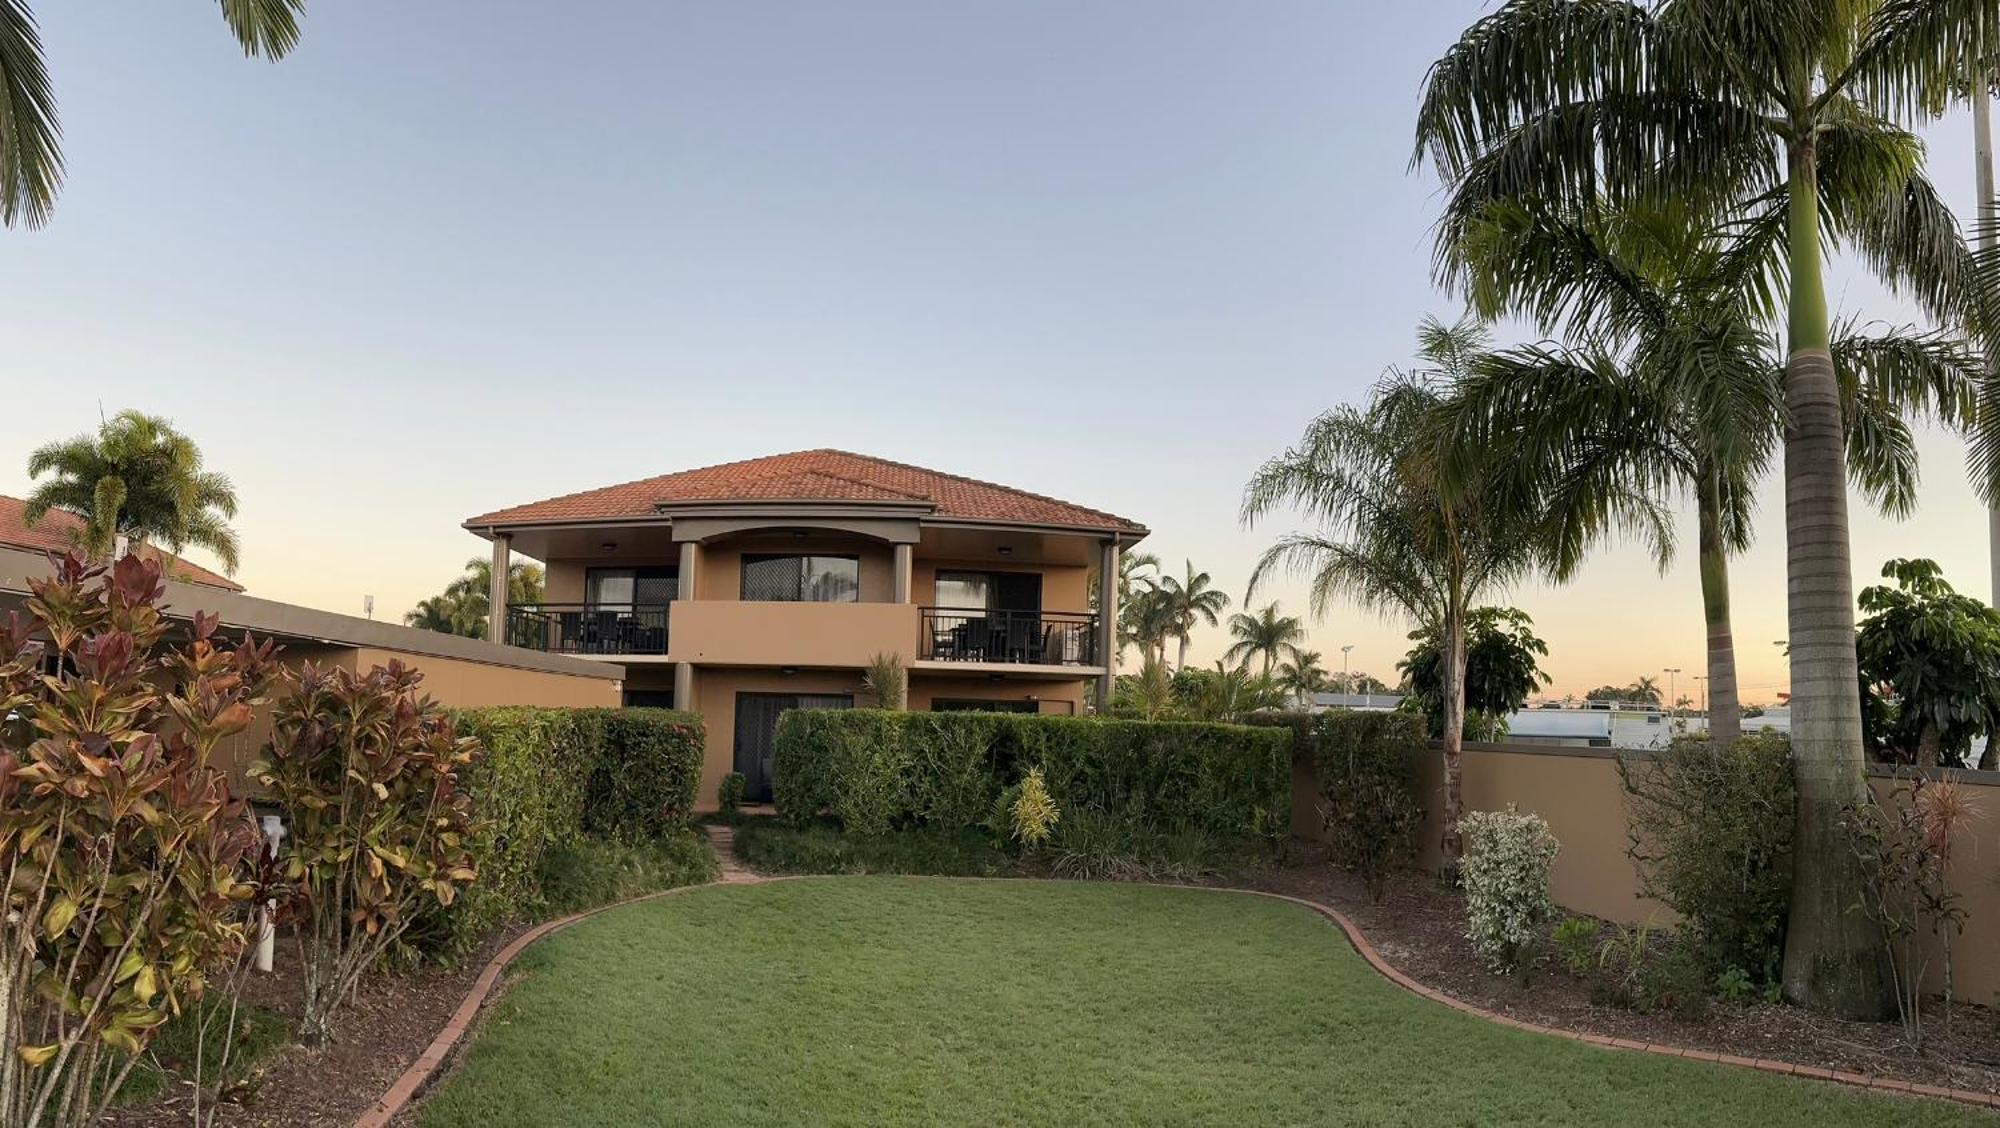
[733,692,852,802]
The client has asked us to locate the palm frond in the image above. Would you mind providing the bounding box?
[217,0,305,59]
[0,0,59,229]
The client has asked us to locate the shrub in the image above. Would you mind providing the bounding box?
[406,706,705,960]
[733,821,1011,876]
[1842,778,1979,1048]
[1619,734,1793,983]
[431,708,595,955]
[863,652,906,709]
[256,661,482,1046]
[582,708,704,839]
[1552,917,1598,976]
[772,710,1289,848]
[1460,806,1560,974]
[533,831,718,916]
[1011,767,1060,847]
[0,555,280,1127]
[1308,711,1426,900]
[718,772,747,814]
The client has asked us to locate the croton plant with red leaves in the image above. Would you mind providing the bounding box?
[0,553,279,1128]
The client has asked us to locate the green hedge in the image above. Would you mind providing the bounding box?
[412,706,705,958]
[773,710,1291,841]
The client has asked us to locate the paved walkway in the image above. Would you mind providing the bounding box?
[700,822,761,884]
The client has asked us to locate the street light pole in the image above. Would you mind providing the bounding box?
[1664,667,1681,722]
[1341,644,1355,703]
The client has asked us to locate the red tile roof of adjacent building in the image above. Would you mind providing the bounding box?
[0,496,244,592]
[465,449,1146,535]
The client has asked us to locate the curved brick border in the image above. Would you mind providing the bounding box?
[351,826,767,1127]
[1208,886,2000,1113]
[356,831,1999,1125]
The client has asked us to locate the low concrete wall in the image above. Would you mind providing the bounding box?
[1294,740,2000,1005]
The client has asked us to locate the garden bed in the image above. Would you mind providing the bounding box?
[1229,842,2000,1097]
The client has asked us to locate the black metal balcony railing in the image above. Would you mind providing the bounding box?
[918,607,1098,666]
[507,603,670,656]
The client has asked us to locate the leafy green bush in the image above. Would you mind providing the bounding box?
[718,772,747,814]
[1619,734,1793,984]
[414,706,706,959]
[1306,711,1426,899]
[440,708,597,952]
[1552,917,1598,976]
[1460,807,1560,974]
[733,821,1012,876]
[582,708,705,840]
[772,710,1290,847]
[534,831,718,916]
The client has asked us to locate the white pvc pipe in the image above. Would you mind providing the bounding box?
[256,815,287,973]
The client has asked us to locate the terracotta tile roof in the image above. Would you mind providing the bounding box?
[465,449,1146,535]
[0,496,244,592]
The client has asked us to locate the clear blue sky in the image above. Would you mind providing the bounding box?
[1,1,1987,700]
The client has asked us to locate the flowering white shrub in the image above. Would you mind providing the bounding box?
[1461,806,1561,973]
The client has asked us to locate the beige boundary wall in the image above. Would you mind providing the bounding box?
[1292,739,2000,1005]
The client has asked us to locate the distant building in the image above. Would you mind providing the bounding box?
[1309,691,1405,712]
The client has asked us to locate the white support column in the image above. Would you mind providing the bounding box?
[673,661,694,713]
[678,541,700,601]
[893,543,914,604]
[488,532,512,643]
[1096,541,1119,710]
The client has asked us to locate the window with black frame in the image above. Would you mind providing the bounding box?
[741,554,861,602]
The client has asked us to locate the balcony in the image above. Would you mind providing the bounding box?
[918,607,1097,667]
[507,602,669,656]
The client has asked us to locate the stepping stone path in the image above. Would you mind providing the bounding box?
[701,823,760,883]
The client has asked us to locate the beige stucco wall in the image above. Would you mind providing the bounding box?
[1293,740,2000,1005]
[907,673,1085,715]
[671,601,920,667]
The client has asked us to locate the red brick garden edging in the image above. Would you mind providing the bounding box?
[351,825,768,1127]
[354,830,1999,1124]
[1216,886,2000,1113]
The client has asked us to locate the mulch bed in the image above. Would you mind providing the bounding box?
[1223,843,2000,1097]
[104,925,534,1128]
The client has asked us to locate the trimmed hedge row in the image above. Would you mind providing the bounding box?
[416,706,705,957]
[773,710,1291,840]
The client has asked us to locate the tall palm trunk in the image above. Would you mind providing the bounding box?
[1694,469,1742,746]
[1777,139,1891,1019]
[1438,606,1468,873]
[1176,634,1190,672]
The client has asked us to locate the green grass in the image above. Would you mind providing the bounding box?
[417,879,1987,1127]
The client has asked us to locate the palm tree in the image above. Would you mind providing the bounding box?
[0,2,305,228]
[1276,650,1330,709]
[1442,198,1978,748]
[1414,0,2000,1017]
[1109,551,1162,664]
[25,410,241,572]
[1155,560,1230,671]
[442,557,545,640]
[1223,602,1307,677]
[1630,676,1662,707]
[1244,317,1576,868]
[403,597,462,634]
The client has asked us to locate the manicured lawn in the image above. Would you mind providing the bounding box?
[418,879,1986,1127]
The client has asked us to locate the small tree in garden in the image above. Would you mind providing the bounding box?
[0,553,278,1128]
[863,652,906,710]
[254,661,482,1046]
[1399,606,1549,741]
[1842,780,1979,1049]
[1855,559,2000,769]
[1460,807,1559,975]
[1313,713,1425,901]
[1620,735,1794,985]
